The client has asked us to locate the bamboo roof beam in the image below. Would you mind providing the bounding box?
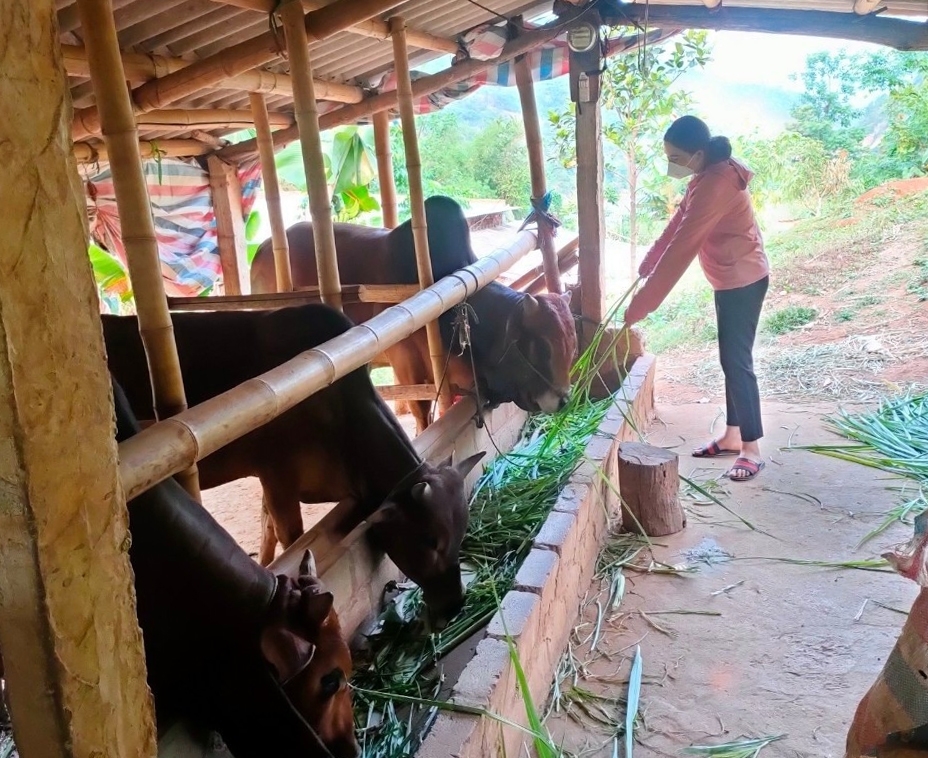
[76,107,293,137]
[219,14,582,162]
[205,0,460,53]
[73,138,213,163]
[69,0,401,140]
[595,3,928,50]
[62,44,363,104]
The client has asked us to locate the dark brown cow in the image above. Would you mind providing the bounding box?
[112,378,358,758]
[0,381,359,758]
[102,305,484,626]
[250,196,578,434]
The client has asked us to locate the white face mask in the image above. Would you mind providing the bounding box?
[667,156,695,179]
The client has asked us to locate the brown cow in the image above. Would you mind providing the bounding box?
[250,195,578,434]
[102,305,484,627]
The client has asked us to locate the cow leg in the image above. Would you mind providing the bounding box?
[385,337,432,435]
[258,474,303,565]
[258,502,277,566]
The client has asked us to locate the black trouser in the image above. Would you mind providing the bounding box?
[714,276,768,443]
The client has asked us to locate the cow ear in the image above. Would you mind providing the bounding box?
[260,626,315,685]
[454,451,486,479]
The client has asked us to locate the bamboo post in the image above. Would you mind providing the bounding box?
[391,16,452,414]
[281,0,342,310]
[372,110,399,229]
[76,0,200,498]
[118,230,538,500]
[573,72,606,343]
[0,2,156,754]
[515,52,562,294]
[207,155,250,296]
[250,92,293,292]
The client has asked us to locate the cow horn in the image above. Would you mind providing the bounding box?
[411,481,433,504]
[560,289,572,305]
[300,549,318,578]
[521,294,540,320]
[455,451,486,479]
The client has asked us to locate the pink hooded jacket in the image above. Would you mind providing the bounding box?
[624,158,769,325]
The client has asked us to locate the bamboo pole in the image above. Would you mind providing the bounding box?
[62,44,363,103]
[280,0,342,309]
[76,0,200,498]
[390,16,451,414]
[250,92,293,292]
[372,110,398,229]
[0,3,156,755]
[73,138,212,163]
[515,53,562,294]
[118,230,537,500]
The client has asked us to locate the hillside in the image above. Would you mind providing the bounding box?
[642,182,928,406]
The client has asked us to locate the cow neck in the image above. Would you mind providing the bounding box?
[449,283,522,366]
[347,390,423,511]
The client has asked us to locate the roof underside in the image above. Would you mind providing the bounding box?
[63,0,928,154]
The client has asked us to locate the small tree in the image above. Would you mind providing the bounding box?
[551,31,711,279]
[788,51,867,155]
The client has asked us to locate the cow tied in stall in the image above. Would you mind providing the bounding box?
[102,304,484,627]
[0,380,359,758]
[250,195,578,434]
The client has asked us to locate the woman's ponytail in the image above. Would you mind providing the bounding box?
[664,116,732,166]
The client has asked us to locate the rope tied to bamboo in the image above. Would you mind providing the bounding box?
[518,191,562,233]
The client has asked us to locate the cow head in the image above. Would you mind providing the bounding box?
[484,290,577,414]
[261,551,359,758]
[368,452,486,630]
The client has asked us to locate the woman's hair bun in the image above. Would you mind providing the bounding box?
[706,135,732,164]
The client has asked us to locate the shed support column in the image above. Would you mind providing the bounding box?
[76,0,199,497]
[281,0,342,310]
[0,2,156,755]
[207,155,250,296]
[515,53,562,294]
[373,110,399,229]
[574,77,606,341]
[249,92,293,292]
[391,16,452,414]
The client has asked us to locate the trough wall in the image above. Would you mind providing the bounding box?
[418,353,656,758]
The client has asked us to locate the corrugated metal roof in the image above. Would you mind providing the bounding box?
[62,0,927,151]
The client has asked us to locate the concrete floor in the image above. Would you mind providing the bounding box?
[545,400,919,758]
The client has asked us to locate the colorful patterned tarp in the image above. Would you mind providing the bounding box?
[85,157,261,303]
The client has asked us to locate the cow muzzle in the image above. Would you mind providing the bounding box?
[535,389,570,414]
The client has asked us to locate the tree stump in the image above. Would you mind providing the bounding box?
[618,441,686,536]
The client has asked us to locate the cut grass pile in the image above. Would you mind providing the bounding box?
[802,393,928,546]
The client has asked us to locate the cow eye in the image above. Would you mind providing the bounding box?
[422,534,439,551]
[320,669,344,698]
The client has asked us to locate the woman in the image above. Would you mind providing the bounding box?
[623,115,770,481]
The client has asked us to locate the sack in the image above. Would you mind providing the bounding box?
[847,513,928,757]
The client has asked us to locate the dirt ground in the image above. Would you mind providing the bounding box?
[544,400,921,758]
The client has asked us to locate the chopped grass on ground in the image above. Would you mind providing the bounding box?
[801,393,928,546]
